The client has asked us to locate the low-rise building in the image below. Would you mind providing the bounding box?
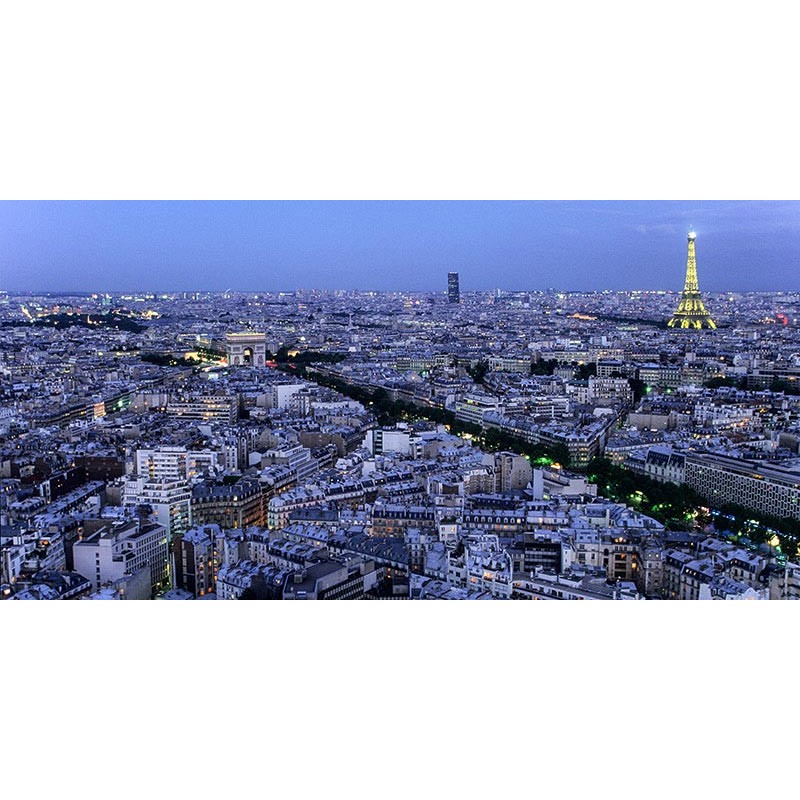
[73,519,169,597]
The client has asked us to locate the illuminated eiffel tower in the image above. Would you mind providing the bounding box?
[667,229,716,329]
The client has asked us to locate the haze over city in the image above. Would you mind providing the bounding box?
[2,200,799,293]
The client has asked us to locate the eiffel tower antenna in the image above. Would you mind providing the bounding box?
[667,229,716,330]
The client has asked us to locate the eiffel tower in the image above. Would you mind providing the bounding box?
[667,230,716,329]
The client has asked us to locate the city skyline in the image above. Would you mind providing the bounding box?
[3,199,800,603]
[4,278,800,603]
[2,201,799,293]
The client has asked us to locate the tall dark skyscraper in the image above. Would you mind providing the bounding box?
[447,271,460,304]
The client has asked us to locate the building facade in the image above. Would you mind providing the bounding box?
[683,452,800,521]
[226,332,267,367]
[73,520,169,597]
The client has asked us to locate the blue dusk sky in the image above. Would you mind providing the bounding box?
[1,201,798,294]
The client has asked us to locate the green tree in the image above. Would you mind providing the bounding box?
[628,377,647,403]
[530,359,557,376]
[772,379,800,396]
[575,362,597,380]
[467,360,490,384]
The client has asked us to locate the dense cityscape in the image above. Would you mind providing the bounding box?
[7,9,796,800]
[2,231,800,600]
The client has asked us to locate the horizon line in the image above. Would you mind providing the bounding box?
[4,288,800,295]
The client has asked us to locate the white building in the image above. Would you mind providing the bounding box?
[448,534,513,599]
[167,395,238,423]
[495,451,531,491]
[643,446,686,485]
[512,568,641,600]
[135,446,221,481]
[123,477,192,540]
[588,376,633,405]
[271,382,306,409]
[258,443,318,483]
[698,576,768,600]
[73,519,169,597]
[454,394,500,426]
[684,452,800,521]
[267,486,326,529]
[364,427,424,458]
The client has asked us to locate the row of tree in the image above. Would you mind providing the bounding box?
[703,375,800,395]
[309,372,571,465]
[587,456,800,554]
[528,359,598,379]
[586,457,706,531]
[273,349,348,377]
[140,352,199,367]
[307,371,799,552]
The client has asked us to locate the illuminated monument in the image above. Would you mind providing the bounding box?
[226,332,266,366]
[667,230,716,330]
